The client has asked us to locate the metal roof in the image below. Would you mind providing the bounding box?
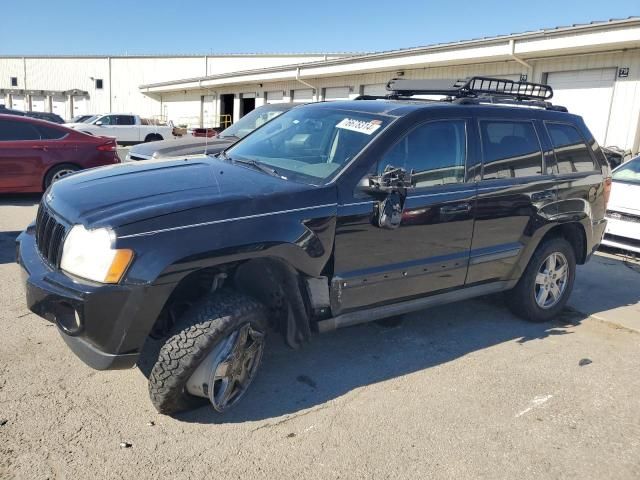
[139,17,640,90]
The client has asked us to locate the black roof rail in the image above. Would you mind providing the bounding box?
[386,76,554,101]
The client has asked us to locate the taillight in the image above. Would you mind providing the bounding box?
[97,142,116,152]
[603,177,612,208]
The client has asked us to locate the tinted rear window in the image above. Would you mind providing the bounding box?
[546,123,596,173]
[480,120,543,179]
[36,124,67,140]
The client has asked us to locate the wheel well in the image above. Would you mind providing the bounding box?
[145,133,163,142]
[42,163,82,190]
[151,258,312,348]
[541,223,588,264]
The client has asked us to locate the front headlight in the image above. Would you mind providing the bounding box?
[60,225,134,284]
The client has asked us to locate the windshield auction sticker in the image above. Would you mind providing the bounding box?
[336,118,382,135]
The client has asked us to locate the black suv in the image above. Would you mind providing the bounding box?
[18,77,611,415]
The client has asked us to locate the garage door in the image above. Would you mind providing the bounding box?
[363,84,388,96]
[202,95,215,128]
[266,91,284,104]
[11,94,25,111]
[51,96,66,119]
[546,69,616,145]
[72,96,88,116]
[324,87,350,101]
[31,95,46,112]
[292,89,313,102]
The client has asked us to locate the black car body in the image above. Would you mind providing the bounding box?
[126,103,295,161]
[18,77,611,414]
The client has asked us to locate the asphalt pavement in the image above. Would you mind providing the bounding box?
[1,195,639,480]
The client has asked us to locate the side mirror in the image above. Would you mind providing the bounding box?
[95,120,103,126]
[358,165,414,195]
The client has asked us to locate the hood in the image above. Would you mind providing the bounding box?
[45,156,328,232]
[609,180,640,213]
[128,136,236,159]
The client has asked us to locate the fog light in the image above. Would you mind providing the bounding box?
[55,302,82,335]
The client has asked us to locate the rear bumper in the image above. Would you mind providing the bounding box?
[17,226,173,370]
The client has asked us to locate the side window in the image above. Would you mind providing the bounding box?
[480,120,543,179]
[546,123,596,173]
[116,115,135,125]
[379,120,467,187]
[36,125,66,140]
[98,116,113,125]
[0,119,41,141]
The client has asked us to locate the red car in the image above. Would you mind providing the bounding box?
[0,114,120,193]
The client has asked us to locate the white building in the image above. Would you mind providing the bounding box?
[2,17,640,153]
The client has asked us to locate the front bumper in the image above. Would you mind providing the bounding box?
[17,226,173,370]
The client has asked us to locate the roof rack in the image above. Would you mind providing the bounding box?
[386,76,554,101]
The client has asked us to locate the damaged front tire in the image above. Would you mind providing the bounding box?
[148,290,267,415]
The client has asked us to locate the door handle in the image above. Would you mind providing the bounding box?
[440,203,471,214]
[531,190,555,201]
[32,145,48,151]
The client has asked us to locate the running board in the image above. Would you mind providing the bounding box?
[316,281,511,333]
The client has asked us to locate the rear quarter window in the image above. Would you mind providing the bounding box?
[36,125,67,140]
[546,122,596,173]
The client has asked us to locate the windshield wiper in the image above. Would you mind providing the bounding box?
[232,158,281,178]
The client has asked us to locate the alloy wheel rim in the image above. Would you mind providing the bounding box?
[207,324,264,412]
[51,169,75,183]
[534,252,569,309]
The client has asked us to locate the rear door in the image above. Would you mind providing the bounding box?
[466,114,558,285]
[332,116,477,314]
[0,118,47,190]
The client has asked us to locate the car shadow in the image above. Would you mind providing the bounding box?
[137,296,585,425]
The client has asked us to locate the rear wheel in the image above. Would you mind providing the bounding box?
[506,237,576,322]
[148,290,267,415]
[44,164,79,189]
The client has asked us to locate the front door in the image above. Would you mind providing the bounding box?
[332,118,477,314]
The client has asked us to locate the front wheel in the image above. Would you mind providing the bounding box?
[148,290,267,415]
[506,237,576,322]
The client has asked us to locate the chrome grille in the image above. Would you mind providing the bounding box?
[35,203,67,267]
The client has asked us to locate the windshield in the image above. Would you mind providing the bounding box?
[219,104,291,139]
[225,106,391,184]
[83,115,100,124]
[612,157,640,185]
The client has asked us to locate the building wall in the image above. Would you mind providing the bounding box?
[0,54,345,121]
[181,49,640,152]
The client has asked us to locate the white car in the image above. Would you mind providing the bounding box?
[67,114,174,145]
[602,156,640,254]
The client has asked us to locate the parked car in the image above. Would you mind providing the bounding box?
[0,105,64,124]
[66,113,174,145]
[17,77,611,415]
[601,155,640,253]
[68,115,94,124]
[0,114,120,193]
[126,103,295,161]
